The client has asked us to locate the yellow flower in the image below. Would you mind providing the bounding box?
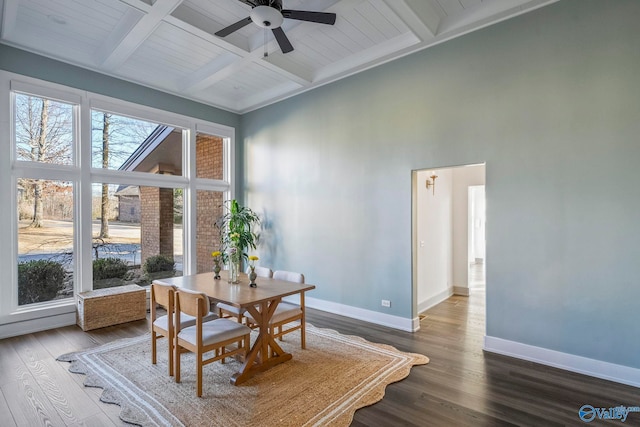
[211,251,221,258]
[249,255,259,261]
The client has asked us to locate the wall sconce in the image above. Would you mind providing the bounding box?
[425,174,438,195]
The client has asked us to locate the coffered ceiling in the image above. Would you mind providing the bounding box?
[0,0,558,113]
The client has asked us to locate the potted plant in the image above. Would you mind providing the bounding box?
[215,199,260,282]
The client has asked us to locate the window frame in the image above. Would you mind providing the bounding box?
[0,71,235,329]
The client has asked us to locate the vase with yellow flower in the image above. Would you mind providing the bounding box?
[227,247,240,284]
[211,251,222,279]
[248,255,259,287]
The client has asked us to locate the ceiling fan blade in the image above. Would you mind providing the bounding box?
[215,16,253,37]
[272,27,294,53]
[282,10,337,25]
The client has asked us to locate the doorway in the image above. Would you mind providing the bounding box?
[413,163,486,320]
[468,185,486,291]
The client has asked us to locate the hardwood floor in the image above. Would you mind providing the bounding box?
[1,291,638,426]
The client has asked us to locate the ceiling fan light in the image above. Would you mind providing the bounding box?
[250,5,284,29]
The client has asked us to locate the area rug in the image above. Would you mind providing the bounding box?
[58,324,429,427]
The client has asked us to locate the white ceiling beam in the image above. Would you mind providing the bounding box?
[167,5,251,55]
[258,56,313,86]
[93,8,144,67]
[437,0,558,35]
[181,57,255,96]
[179,53,241,93]
[116,0,153,13]
[378,0,437,42]
[401,0,443,36]
[236,80,303,112]
[97,0,184,71]
[1,0,19,39]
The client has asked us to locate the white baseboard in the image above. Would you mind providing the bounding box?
[301,296,417,332]
[0,312,76,339]
[417,287,453,315]
[484,336,640,388]
[453,286,469,296]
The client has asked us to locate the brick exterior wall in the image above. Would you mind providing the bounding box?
[196,134,224,273]
[196,134,223,180]
[140,186,174,266]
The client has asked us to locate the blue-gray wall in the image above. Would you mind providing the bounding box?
[241,0,640,369]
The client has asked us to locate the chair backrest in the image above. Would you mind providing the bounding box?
[252,266,273,278]
[175,288,211,320]
[151,283,177,314]
[273,270,305,284]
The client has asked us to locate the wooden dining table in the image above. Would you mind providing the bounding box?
[153,270,315,385]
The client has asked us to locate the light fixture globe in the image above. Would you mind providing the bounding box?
[250,5,284,29]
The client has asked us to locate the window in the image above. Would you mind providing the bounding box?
[12,89,79,308]
[2,73,234,328]
[91,111,182,175]
[15,93,74,166]
[17,179,74,306]
[91,183,184,289]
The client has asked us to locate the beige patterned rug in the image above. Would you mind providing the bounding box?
[58,324,428,427]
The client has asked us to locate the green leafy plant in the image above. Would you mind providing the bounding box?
[18,260,66,305]
[215,199,261,264]
[93,257,129,280]
[143,254,176,274]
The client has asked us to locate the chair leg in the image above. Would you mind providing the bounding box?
[168,335,174,376]
[196,350,203,397]
[175,346,181,383]
[151,331,157,364]
[301,319,306,350]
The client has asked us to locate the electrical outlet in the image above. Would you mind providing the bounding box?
[381,300,391,307]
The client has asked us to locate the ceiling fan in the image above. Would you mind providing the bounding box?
[215,0,337,54]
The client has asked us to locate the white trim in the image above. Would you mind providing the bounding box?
[10,80,82,105]
[0,311,76,339]
[484,336,640,388]
[302,296,417,332]
[453,286,470,296]
[90,97,191,130]
[417,287,453,315]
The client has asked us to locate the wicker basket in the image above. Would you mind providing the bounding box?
[76,284,146,331]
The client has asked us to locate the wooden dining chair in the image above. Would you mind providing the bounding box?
[217,266,273,323]
[246,270,307,350]
[174,288,251,397]
[150,283,216,376]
